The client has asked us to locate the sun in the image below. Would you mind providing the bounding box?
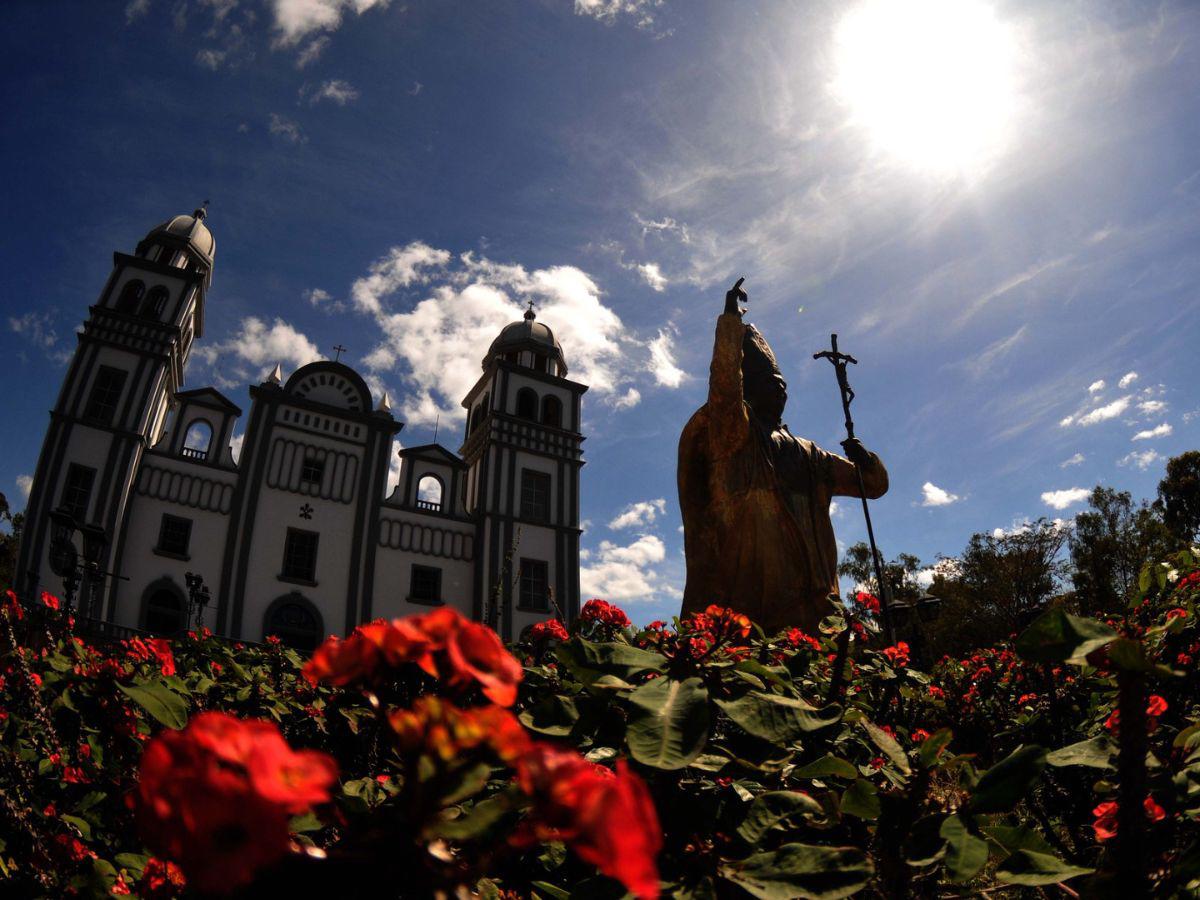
[832,0,1018,173]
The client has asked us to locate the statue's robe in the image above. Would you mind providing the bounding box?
[678,313,888,634]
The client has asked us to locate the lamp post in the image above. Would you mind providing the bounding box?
[46,509,110,617]
[185,572,211,631]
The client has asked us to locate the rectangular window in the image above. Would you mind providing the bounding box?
[60,464,96,522]
[300,455,325,487]
[83,366,128,426]
[519,558,550,611]
[281,529,319,583]
[520,469,551,522]
[156,514,192,557]
[409,565,442,604]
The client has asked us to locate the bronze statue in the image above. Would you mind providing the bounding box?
[678,279,889,634]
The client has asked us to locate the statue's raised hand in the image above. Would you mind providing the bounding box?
[724,277,747,316]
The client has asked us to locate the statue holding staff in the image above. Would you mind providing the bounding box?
[678,278,889,634]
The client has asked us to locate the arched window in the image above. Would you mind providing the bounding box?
[263,595,324,652]
[416,474,443,512]
[182,420,213,461]
[140,286,169,320]
[142,582,186,636]
[158,245,177,266]
[542,395,562,428]
[516,388,538,421]
[115,280,145,314]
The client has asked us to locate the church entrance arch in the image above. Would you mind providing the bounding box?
[140,578,187,636]
[263,592,324,652]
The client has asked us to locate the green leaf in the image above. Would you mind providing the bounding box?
[556,639,665,684]
[737,791,825,843]
[519,694,580,737]
[717,692,842,744]
[432,794,517,840]
[625,676,710,770]
[289,811,323,833]
[531,883,572,900]
[1014,608,1116,663]
[792,754,858,780]
[722,843,874,899]
[113,853,150,877]
[995,849,1094,885]
[861,721,910,775]
[839,780,880,820]
[61,815,92,841]
[940,815,988,882]
[918,728,953,768]
[903,815,948,866]
[116,679,189,730]
[981,825,1057,858]
[1046,735,1116,770]
[968,745,1048,814]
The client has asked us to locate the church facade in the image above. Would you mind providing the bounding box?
[15,209,586,647]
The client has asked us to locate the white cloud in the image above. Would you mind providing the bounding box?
[1138,400,1166,415]
[1041,487,1090,510]
[1087,379,1105,394]
[295,35,330,67]
[1075,395,1131,426]
[303,79,359,105]
[271,0,391,47]
[1118,371,1138,388]
[1132,423,1172,441]
[10,312,59,347]
[195,316,322,382]
[268,113,307,144]
[829,499,842,518]
[305,287,346,313]
[574,0,663,31]
[350,242,451,315]
[921,481,960,507]
[125,0,150,23]
[15,475,33,499]
[636,214,691,244]
[992,517,1073,538]
[959,324,1026,379]
[608,498,667,530]
[636,262,667,292]
[647,328,685,388]
[579,534,668,603]
[340,243,672,426]
[1060,452,1085,468]
[1119,449,1161,471]
[229,432,244,465]
[385,439,404,495]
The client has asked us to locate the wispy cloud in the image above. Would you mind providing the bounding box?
[1119,449,1161,471]
[1131,422,1172,441]
[958,324,1027,379]
[193,316,322,387]
[1061,395,1131,427]
[1060,452,1085,468]
[268,113,307,144]
[1118,371,1138,388]
[1087,379,1105,394]
[574,0,666,33]
[636,262,667,292]
[271,0,392,48]
[15,475,32,499]
[608,498,667,530]
[647,328,686,388]
[302,79,360,106]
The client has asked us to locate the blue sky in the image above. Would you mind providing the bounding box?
[3,0,1198,624]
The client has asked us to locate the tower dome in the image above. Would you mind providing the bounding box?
[136,206,216,275]
[484,304,567,376]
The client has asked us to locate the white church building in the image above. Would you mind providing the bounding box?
[16,208,586,648]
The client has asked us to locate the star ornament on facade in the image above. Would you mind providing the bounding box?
[299,503,314,520]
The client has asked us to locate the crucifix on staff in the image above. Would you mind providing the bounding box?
[677,277,891,637]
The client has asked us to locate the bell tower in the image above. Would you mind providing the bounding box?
[460,305,587,640]
[16,208,216,615]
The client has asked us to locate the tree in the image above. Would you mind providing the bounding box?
[838,542,925,604]
[956,518,1069,635]
[0,492,23,591]
[1159,451,1200,545]
[1069,486,1174,617]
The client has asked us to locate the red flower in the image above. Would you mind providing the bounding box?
[882,642,910,668]
[134,712,337,894]
[3,590,23,620]
[869,756,885,770]
[1167,607,1189,620]
[1093,801,1118,842]
[911,729,931,743]
[1147,695,1168,717]
[40,591,61,611]
[1145,795,1167,822]
[516,744,661,899]
[446,620,524,706]
[854,592,881,614]
[927,685,945,700]
[530,618,570,643]
[110,874,132,895]
[580,599,632,629]
[140,858,186,899]
[785,628,821,651]
[146,638,175,677]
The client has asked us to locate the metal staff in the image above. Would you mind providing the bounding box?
[813,334,895,645]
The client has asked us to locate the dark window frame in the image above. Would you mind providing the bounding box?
[409,564,443,605]
[139,286,169,320]
[83,366,128,426]
[541,395,562,428]
[155,514,193,558]
[115,280,145,314]
[519,558,550,612]
[515,387,538,421]
[60,464,96,523]
[520,468,552,523]
[300,455,325,488]
[280,528,319,584]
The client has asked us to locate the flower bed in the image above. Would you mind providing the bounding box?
[2,550,1200,898]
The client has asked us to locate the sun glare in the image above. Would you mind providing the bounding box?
[833,0,1018,173]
